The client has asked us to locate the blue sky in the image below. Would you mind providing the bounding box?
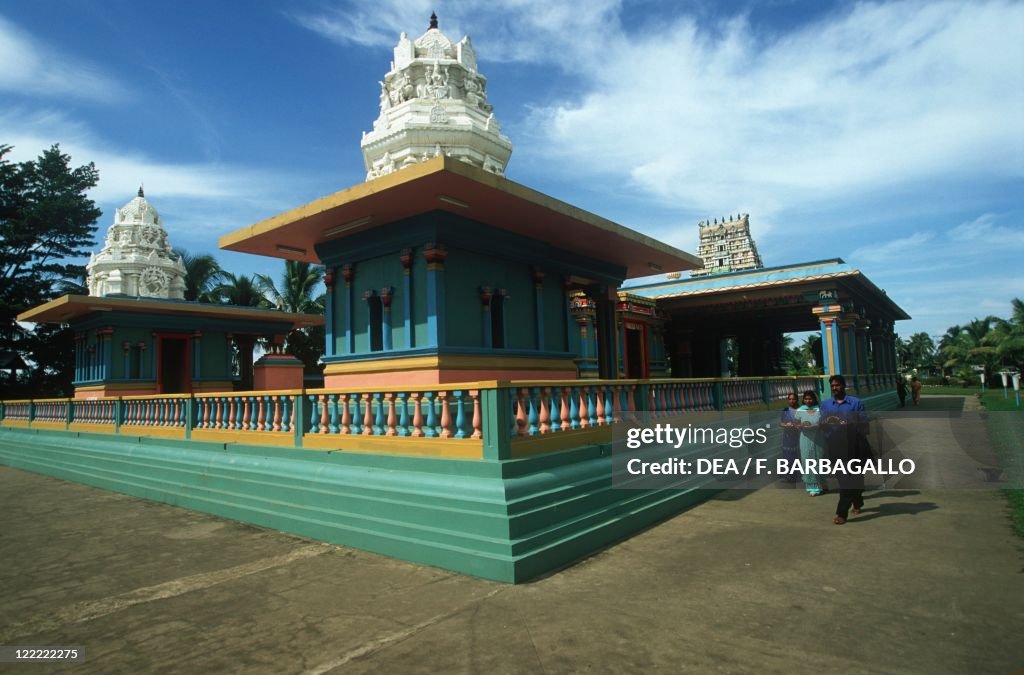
[2,0,1022,342]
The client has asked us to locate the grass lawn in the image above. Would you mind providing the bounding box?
[920,385,984,397]
[978,390,1024,538]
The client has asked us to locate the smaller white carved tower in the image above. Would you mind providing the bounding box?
[690,214,764,277]
[360,13,513,180]
[86,187,187,299]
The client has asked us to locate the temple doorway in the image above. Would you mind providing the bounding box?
[624,324,647,379]
[158,335,191,393]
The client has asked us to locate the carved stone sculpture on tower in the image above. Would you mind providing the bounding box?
[86,187,187,299]
[361,13,513,180]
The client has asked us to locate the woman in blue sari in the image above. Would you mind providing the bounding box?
[779,393,801,482]
[795,390,826,496]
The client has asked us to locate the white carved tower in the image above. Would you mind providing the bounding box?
[86,187,187,299]
[360,13,513,180]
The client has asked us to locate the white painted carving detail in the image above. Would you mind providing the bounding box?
[362,20,512,180]
[86,190,186,299]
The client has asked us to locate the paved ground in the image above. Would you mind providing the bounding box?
[1,396,1022,674]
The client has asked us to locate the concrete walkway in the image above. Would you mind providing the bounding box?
[1,396,1021,674]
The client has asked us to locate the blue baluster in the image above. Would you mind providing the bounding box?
[587,387,598,427]
[570,387,581,430]
[261,396,271,431]
[373,392,384,435]
[397,392,410,436]
[308,395,319,433]
[454,391,466,439]
[281,396,292,433]
[423,392,437,438]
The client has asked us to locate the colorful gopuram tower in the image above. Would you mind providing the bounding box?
[690,213,764,277]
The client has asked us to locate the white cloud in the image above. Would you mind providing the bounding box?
[526,1,1024,224]
[0,15,126,101]
[950,213,1024,246]
[294,1,1024,241]
[1,108,305,236]
[288,0,622,63]
[849,232,934,263]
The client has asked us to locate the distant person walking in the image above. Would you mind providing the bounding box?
[795,390,826,496]
[910,376,922,406]
[779,393,802,483]
[896,377,907,408]
[820,374,870,525]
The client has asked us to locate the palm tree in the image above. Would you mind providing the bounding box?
[212,273,269,391]
[173,247,226,302]
[937,324,964,377]
[905,332,935,373]
[254,261,325,373]
[254,260,323,313]
[985,298,1024,372]
[214,273,268,308]
[54,269,88,296]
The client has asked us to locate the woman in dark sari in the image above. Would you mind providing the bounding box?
[779,393,801,483]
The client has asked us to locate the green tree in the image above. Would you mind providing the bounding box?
[782,334,822,376]
[212,273,268,390]
[255,260,325,373]
[173,247,226,302]
[938,317,1002,384]
[214,273,268,308]
[255,260,323,313]
[0,144,100,396]
[984,298,1024,373]
[904,332,936,373]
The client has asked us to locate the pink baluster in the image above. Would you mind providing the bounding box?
[410,392,424,437]
[385,393,397,436]
[242,397,251,430]
[516,389,529,436]
[340,393,351,434]
[272,396,282,432]
[470,390,482,439]
[595,386,606,425]
[438,392,452,438]
[362,393,373,435]
[579,388,590,428]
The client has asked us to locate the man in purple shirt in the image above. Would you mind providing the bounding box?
[819,374,869,524]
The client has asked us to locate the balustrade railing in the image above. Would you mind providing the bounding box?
[33,398,69,423]
[304,390,482,439]
[2,400,33,421]
[120,395,188,429]
[4,375,908,458]
[193,392,297,433]
[72,398,117,425]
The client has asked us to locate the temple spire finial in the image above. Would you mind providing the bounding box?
[429,12,438,30]
[138,184,144,198]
